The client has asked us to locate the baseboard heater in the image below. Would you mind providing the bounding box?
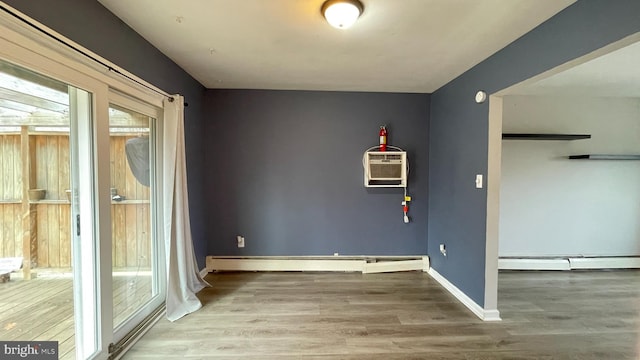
[499,256,640,271]
[206,256,429,274]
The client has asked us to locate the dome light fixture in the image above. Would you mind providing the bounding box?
[321,0,364,29]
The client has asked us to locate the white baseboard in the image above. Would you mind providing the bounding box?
[422,256,430,272]
[568,257,640,269]
[208,258,364,272]
[482,309,502,321]
[363,259,426,274]
[499,256,640,270]
[206,256,429,274]
[499,258,571,270]
[427,268,501,322]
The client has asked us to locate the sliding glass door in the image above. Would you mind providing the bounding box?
[0,18,166,359]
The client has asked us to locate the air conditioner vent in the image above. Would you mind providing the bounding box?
[368,154,402,161]
[363,151,407,188]
[370,164,402,178]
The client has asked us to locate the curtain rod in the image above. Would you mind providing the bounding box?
[0,3,189,106]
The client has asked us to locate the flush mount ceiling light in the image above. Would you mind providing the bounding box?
[321,0,364,29]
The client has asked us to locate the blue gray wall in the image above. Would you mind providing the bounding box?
[204,90,429,255]
[9,0,640,307]
[429,0,640,306]
[3,0,208,267]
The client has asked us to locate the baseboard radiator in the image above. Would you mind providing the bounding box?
[206,256,429,274]
[499,256,640,271]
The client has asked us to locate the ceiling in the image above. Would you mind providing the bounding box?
[97,0,575,93]
[504,40,640,97]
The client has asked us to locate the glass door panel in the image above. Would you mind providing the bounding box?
[0,59,98,359]
[108,102,161,336]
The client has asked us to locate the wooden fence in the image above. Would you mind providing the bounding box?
[0,132,151,269]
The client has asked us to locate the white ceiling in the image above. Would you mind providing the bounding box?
[97,0,575,93]
[504,40,640,97]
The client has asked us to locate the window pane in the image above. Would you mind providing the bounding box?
[108,104,156,328]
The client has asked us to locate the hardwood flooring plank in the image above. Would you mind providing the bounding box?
[123,270,640,359]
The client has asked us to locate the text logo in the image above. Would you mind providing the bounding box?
[1,341,58,359]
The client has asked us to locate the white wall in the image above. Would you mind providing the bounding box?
[500,95,640,257]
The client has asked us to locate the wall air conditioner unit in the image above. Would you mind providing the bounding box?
[364,151,407,187]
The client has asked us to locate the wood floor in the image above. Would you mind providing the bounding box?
[0,270,152,360]
[123,270,640,359]
[0,275,75,358]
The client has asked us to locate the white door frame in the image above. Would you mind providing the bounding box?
[484,32,640,316]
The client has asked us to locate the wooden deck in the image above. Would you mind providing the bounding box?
[0,273,75,358]
[124,269,640,359]
[0,270,152,360]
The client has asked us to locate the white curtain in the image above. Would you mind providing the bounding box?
[163,95,209,321]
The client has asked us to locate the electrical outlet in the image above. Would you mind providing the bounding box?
[439,244,447,257]
[237,235,245,248]
[475,174,483,189]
